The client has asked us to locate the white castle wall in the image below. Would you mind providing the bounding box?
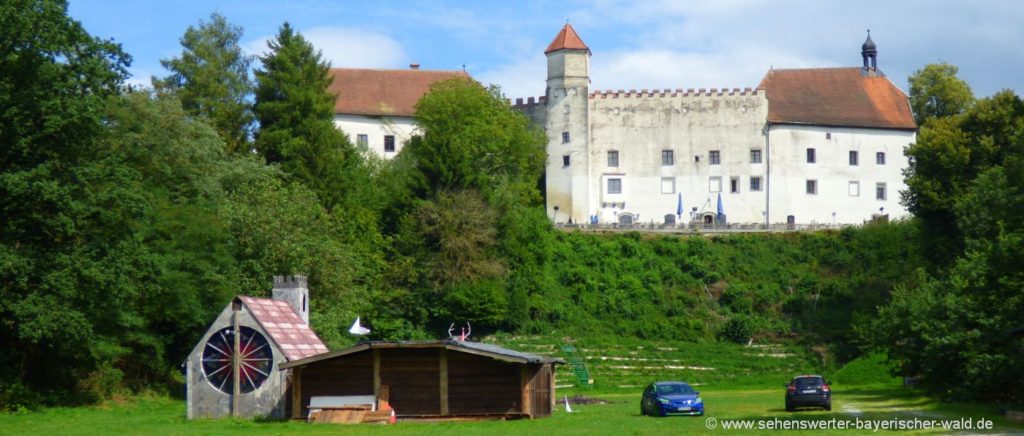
[585,88,769,225]
[334,114,418,159]
[767,124,913,225]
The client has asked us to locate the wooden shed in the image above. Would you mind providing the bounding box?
[280,340,564,420]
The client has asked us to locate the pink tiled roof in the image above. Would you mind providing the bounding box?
[238,296,328,361]
[329,68,470,117]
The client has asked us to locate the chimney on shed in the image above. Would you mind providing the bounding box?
[272,275,309,325]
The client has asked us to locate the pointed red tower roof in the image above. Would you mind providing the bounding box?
[545,23,590,54]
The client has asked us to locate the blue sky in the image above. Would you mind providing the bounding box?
[69,0,1024,100]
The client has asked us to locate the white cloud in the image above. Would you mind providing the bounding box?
[244,27,408,69]
[476,55,547,100]
[125,67,155,90]
[591,46,828,92]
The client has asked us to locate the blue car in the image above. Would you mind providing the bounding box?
[640,381,704,416]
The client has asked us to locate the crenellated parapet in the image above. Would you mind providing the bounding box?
[510,95,548,109]
[589,87,760,99]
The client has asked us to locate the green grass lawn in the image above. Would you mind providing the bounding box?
[2,385,1020,435]
[4,338,1020,434]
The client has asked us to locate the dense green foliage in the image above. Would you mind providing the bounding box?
[1,0,133,406]
[154,13,255,154]
[872,89,1024,404]
[908,63,974,126]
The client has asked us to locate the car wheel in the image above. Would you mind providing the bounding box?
[824,402,831,412]
[640,405,646,416]
[785,400,794,412]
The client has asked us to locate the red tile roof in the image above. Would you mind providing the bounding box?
[238,296,328,361]
[545,24,590,54]
[328,68,470,117]
[758,68,916,130]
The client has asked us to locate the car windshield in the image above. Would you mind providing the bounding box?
[656,383,694,395]
[794,377,824,387]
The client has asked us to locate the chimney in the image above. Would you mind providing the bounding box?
[409,63,420,70]
[272,275,309,325]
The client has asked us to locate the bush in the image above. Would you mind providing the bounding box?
[720,316,753,344]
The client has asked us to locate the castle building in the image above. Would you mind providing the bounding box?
[514,25,916,226]
[330,66,468,158]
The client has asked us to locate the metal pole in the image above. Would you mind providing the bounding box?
[764,123,771,229]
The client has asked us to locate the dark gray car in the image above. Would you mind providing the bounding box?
[785,375,831,411]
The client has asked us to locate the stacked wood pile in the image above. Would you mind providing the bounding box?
[309,385,395,424]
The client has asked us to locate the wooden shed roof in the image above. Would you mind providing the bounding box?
[280,340,564,369]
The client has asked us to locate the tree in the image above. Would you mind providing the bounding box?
[908,63,974,126]
[406,81,546,202]
[155,13,254,155]
[902,91,1024,264]
[253,22,362,209]
[875,91,1024,402]
[0,0,133,407]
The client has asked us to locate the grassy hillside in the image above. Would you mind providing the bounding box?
[489,334,820,391]
[511,221,924,364]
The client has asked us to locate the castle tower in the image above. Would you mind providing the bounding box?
[544,24,590,223]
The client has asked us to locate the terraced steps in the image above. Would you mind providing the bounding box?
[484,335,819,392]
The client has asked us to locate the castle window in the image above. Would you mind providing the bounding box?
[849,181,860,197]
[876,183,887,200]
[662,150,674,166]
[562,155,570,167]
[608,178,622,194]
[661,177,675,194]
[384,135,395,152]
[608,150,619,167]
[750,176,762,192]
[876,152,886,165]
[806,180,818,195]
[562,132,570,143]
[750,149,762,164]
[709,150,721,165]
[806,148,816,163]
[356,134,368,149]
[849,150,859,166]
[709,177,722,193]
[826,132,832,140]
[730,177,739,193]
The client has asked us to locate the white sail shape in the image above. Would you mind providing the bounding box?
[348,317,371,335]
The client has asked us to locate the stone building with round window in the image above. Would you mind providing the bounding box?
[185,276,327,419]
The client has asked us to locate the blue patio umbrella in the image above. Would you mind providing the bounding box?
[676,192,683,219]
[716,192,725,222]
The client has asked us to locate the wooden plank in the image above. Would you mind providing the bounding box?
[520,365,531,418]
[439,349,449,415]
[361,409,394,423]
[314,407,368,424]
[231,310,240,417]
[373,348,381,400]
[446,345,527,364]
[549,364,556,413]
[377,384,390,411]
[280,343,370,369]
[291,367,303,419]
